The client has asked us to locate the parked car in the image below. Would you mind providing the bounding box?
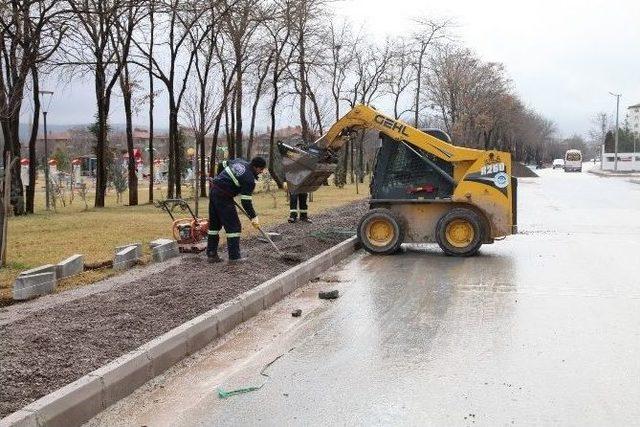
[552,159,565,169]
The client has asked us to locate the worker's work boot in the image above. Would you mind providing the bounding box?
[206,252,223,263]
[228,256,248,264]
[300,214,312,223]
[288,216,297,223]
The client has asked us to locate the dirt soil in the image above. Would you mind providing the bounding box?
[0,201,367,418]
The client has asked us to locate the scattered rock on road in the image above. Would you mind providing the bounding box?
[319,290,339,300]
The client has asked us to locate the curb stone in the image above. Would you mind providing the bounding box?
[112,246,138,272]
[56,255,84,280]
[114,243,142,261]
[151,241,179,262]
[18,265,57,280]
[12,273,56,301]
[0,236,359,427]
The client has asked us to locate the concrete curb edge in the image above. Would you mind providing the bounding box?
[0,236,360,427]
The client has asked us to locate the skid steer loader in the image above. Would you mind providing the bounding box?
[279,104,517,256]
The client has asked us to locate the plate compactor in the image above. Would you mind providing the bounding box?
[279,104,517,257]
[155,199,209,253]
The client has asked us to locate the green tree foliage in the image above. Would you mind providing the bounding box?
[52,148,71,172]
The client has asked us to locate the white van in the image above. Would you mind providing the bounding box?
[564,149,582,172]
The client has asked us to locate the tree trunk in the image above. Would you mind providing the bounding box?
[413,45,425,127]
[226,88,235,159]
[167,95,176,199]
[199,134,207,197]
[235,65,243,158]
[94,67,109,208]
[148,3,155,204]
[211,115,222,176]
[306,79,324,135]
[298,40,311,143]
[268,81,284,188]
[26,66,40,214]
[121,68,138,206]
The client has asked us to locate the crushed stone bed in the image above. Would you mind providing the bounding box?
[0,201,367,418]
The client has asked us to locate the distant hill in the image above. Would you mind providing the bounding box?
[18,123,168,142]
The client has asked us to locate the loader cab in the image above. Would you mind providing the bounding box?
[421,128,452,143]
[370,132,454,200]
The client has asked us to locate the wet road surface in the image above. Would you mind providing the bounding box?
[88,168,640,426]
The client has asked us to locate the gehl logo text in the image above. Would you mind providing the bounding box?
[374,114,410,136]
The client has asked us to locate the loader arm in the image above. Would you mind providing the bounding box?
[279,104,517,238]
[315,104,483,163]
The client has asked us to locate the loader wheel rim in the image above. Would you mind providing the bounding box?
[445,219,475,248]
[366,219,394,247]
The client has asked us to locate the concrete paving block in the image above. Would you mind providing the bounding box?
[12,272,56,301]
[262,280,284,308]
[186,312,220,355]
[216,300,243,336]
[56,254,84,280]
[91,349,152,408]
[280,273,299,296]
[241,287,267,322]
[24,374,103,427]
[18,264,56,279]
[0,409,38,427]
[149,238,175,249]
[143,322,191,377]
[152,241,179,262]
[114,243,142,260]
[113,246,138,271]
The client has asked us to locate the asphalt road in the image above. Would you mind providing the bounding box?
[88,167,640,426]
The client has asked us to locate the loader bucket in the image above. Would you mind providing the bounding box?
[278,142,336,194]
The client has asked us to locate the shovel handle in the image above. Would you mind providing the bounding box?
[231,199,283,255]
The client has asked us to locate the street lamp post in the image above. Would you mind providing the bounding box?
[39,90,54,211]
[610,92,621,172]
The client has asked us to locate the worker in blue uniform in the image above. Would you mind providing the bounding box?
[207,157,266,263]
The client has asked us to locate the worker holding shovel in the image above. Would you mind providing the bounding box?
[207,157,266,263]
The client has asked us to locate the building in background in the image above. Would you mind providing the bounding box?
[628,103,640,137]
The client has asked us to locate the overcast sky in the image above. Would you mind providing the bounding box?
[33,0,640,139]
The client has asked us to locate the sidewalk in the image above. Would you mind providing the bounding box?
[588,166,640,178]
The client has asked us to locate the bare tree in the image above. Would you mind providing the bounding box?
[119,61,138,205]
[345,40,392,184]
[588,112,610,146]
[264,0,296,187]
[221,0,261,158]
[410,17,451,127]
[385,38,415,119]
[0,0,66,214]
[290,0,327,143]
[132,0,214,198]
[208,33,237,175]
[63,0,143,207]
[183,16,222,200]
[246,38,274,158]
[325,20,358,187]
[147,0,156,203]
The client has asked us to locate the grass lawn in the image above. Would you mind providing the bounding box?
[2,181,367,304]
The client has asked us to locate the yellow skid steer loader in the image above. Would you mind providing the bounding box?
[279,104,517,256]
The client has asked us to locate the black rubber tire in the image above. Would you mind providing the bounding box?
[357,208,405,255]
[435,208,484,257]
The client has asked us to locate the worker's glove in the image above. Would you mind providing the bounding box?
[251,217,260,229]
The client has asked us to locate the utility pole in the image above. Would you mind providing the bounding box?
[610,92,621,172]
[39,90,54,210]
[43,111,50,210]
